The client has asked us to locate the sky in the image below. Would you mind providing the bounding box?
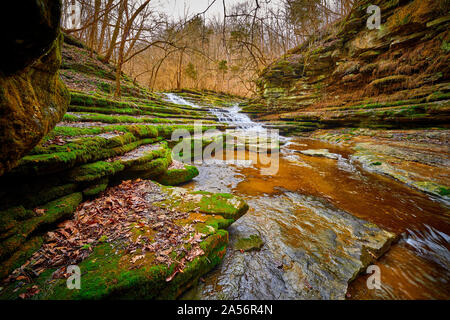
[154,0,283,21]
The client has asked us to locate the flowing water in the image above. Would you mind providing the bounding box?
[167,94,450,300]
[165,93,205,109]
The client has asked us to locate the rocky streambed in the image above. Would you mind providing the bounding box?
[0,92,448,300]
[169,95,450,300]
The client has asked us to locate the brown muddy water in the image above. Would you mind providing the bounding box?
[169,95,450,300]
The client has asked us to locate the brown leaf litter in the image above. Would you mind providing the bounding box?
[4,179,208,285]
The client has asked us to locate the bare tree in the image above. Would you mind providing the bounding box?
[61,0,356,97]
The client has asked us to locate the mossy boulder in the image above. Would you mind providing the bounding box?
[1,1,62,74]
[253,0,449,130]
[155,187,249,221]
[0,0,70,176]
[156,165,199,186]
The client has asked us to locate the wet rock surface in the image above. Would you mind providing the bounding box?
[298,149,340,159]
[184,193,396,300]
[312,129,450,202]
[180,99,449,300]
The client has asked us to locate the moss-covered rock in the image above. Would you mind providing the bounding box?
[252,0,450,131]
[155,187,249,221]
[0,179,249,300]
[1,229,228,300]
[0,207,35,234]
[68,161,124,183]
[0,1,70,176]
[156,165,199,186]
[82,178,109,197]
[0,237,44,280]
[1,1,62,74]
[0,193,82,262]
[116,145,173,181]
[234,235,264,252]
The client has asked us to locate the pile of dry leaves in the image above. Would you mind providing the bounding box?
[6,179,208,286]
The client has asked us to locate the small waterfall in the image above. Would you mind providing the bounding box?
[164,93,201,108]
[165,93,265,132]
[209,104,265,132]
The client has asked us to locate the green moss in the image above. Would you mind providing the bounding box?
[234,235,264,252]
[0,193,82,261]
[68,92,205,118]
[369,75,409,88]
[5,228,229,300]
[0,207,35,234]
[413,181,450,199]
[63,113,175,124]
[21,183,79,209]
[117,143,169,169]
[426,91,450,102]
[37,192,83,225]
[0,237,44,280]
[156,165,199,186]
[13,133,165,176]
[129,157,171,179]
[82,178,109,197]
[68,161,124,183]
[438,186,450,196]
[44,124,206,142]
[114,146,172,181]
[182,191,248,220]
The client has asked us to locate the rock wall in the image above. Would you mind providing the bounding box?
[247,0,449,131]
[0,0,70,176]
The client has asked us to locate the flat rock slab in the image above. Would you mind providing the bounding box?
[108,143,162,163]
[188,192,396,300]
[352,142,450,200]
[154,187,249,221]
[298,149,340,159]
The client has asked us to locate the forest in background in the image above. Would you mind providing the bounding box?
[62,0,355,96]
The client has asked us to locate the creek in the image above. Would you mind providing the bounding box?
[167,94,450,300]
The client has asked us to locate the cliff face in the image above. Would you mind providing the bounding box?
[0,1,70,176]
[247,0,449,131]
